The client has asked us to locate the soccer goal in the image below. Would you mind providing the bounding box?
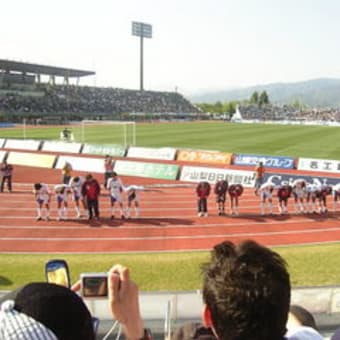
[81,120,136,146]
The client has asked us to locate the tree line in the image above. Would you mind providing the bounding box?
[196,90,270,115]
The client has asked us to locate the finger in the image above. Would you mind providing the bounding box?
[108,267,121,301]
[71,280,81,292]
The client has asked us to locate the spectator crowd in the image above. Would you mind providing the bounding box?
[0,84,201,122]
[238,103,340,123]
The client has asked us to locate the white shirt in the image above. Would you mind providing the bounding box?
[34,184,51,203]
[107,177,124,199]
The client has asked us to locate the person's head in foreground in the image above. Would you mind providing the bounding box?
[0,282,94,340]
[201,240,291,340]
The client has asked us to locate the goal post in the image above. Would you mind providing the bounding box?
[81,120,136,146]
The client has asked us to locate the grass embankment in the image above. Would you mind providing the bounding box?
[1,244,340,291]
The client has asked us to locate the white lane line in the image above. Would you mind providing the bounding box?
[0,217,337,229]
[1,226,340,241]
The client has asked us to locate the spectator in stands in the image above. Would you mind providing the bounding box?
[61,162,73,185]
[104,155,114,187]
[81,173,101,221]
[196,182,211,217]
[0,160,13,193]
[0,282,94,340]
[200,240,291,340]
[254,161,265,195]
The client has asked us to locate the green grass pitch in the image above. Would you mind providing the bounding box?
[1,121,340,159]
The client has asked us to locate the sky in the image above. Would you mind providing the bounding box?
[2,0,340,95]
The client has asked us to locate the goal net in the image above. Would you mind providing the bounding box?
[80,120,136,146]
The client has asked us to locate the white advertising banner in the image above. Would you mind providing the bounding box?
[7,152,56,168]
[298,157,340,174]
[180,166,256,187]
[0,139,5,148]
[55,155,104,174]
[127,147,176,161]
[42,141,82,153]
[4,139,41,151]
[0,150,6,162]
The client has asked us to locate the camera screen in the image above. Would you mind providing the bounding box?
[82,276,108,297]
[46,261,70,288]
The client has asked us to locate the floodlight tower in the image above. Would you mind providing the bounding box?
[132,21,152,91]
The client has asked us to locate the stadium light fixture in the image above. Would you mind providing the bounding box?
[132,21,153,91]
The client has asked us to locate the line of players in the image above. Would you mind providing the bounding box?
[197,179,340,217]
[32,172,144,221]
[196,180,244,217]
[259,179,340,216]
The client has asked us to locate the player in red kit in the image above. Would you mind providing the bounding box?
[81,173,101,221]
[214,180,228,216]
[228,184,243,216]
[196,181,211,217]
[277,183,292,215]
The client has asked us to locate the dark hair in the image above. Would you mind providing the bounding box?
[74,176,80,182]
[34,183,42,190]
[289,305,318,330]
[201,240,290,340]
[85,174,93,181]
[14,282,95,340]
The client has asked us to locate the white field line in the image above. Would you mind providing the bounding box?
[0,218,337,230]
[3,241,340,254]
[1,226,340,242]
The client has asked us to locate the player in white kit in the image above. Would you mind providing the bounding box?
[54,184,70,220]
[332,183,340,212]
[292,179,308,213]
[33,183,51,221]
[258,182,275,215]
[124,185,145,218]
[107,172,125,219]
[69,176,86,218]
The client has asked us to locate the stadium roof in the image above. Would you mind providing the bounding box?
[0,59,95,78]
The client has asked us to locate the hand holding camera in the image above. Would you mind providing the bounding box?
[45,260,145,340]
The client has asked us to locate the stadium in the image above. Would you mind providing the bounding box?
[1,36,340,340]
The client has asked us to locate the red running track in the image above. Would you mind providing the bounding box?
[1,166,340,253]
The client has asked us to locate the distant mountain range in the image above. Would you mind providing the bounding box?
[189,78,340,108]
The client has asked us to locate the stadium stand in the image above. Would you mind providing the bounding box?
[238,103,340,123]
[0,59,201,123]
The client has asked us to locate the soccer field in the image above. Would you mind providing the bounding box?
[2,121,340,159]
